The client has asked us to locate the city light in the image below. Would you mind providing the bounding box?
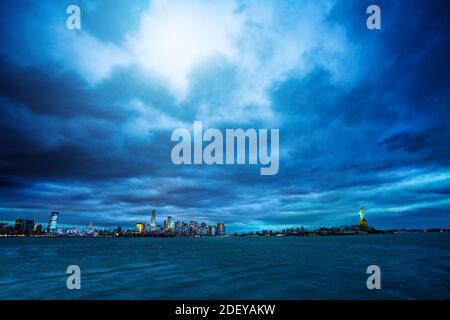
[1,208,447,238]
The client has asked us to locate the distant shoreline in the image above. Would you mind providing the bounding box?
[1,228,448,238]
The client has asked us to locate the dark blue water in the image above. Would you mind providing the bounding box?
[0,233,449,299]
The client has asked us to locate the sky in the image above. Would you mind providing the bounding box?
[0,0,449,232]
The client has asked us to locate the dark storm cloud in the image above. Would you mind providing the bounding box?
[0,55,127,120]
[378,129,444,154]
[0,0,449,231]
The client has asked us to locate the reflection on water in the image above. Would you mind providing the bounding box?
[0,233,449,299]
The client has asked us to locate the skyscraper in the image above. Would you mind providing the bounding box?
[46,211,59,233]
[200,222,208,236]
[24,220,35,235]
[174,221,181,234]
[189,221,197,236]
[35,224,43,234]
[165,216,173,231]
[14,219,26,234]
[135,223,146,234]
[216,222,225,236]
[151,209,156,231]
[182,222,188,235]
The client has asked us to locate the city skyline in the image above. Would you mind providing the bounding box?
[0,205,386,233]
[0,210,225,231]
[1,209,228,237]
[0,0,449,232]
[2,207,448,238]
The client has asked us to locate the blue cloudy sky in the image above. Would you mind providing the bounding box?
[0,0,449,231]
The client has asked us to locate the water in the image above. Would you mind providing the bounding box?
[0,233,449,299]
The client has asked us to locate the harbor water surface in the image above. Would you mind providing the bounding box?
[0,233,449,299]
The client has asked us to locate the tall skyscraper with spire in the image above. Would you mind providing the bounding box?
[151,209,156,231]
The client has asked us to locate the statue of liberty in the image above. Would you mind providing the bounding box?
[359,205,369,229]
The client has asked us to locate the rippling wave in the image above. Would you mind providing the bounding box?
[0,234,449,299]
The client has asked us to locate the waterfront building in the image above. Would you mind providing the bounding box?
[200,222,208,236]
[164,216,174,232]
[216,222,225,236]
[13,219,35,235]
[151,209,156,231]
[174,221,181,234]
[14,219,26,234]
[24,220,35,234]
[35,224,42,234]
[46,212,59,233]
[0,222,12,234]
[136,223,146,234]
[115,226,123,236]
[182,222,189,235]
[189,221,198,236]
